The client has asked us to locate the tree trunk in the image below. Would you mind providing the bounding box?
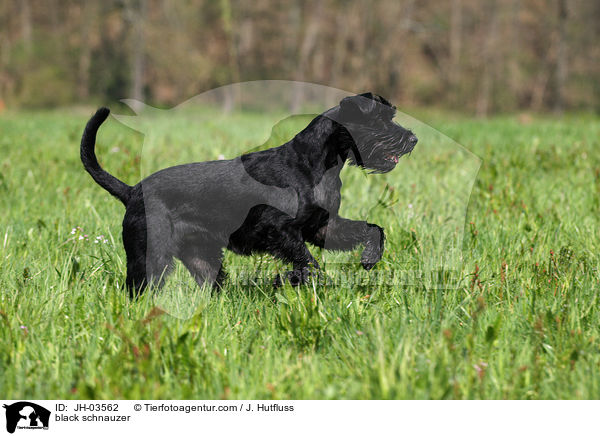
[291,0,323,112]
[449,0,462,106]
[20,0,32,52]
[326,8,350,104]
[220,0,240,113]
[530,67,550,112]
[476,1,498,117]
[507,0,522,108]
[554,0,568,113]
[130,0,147,111]
[0,1,10,104]
[78,3,93,99]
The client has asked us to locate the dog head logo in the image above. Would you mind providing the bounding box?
[3,402,50,434]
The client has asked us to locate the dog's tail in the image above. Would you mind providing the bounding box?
[80,107,132,206]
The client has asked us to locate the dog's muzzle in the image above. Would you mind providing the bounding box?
[384,134,418,163]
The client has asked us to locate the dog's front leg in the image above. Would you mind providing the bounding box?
[272,232,320,287]
[311,217,385,270]
[359,223,386,270]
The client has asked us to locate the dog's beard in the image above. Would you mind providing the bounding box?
[346,127,415,174]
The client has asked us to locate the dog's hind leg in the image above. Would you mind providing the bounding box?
[123,216,149,298]
[124,240,148,298]
[123,206,174,297]
[268,229,321,287]
[124,235,174,297]
[177,240,225,290]
[145,246,175,288]
[180,254,224,289]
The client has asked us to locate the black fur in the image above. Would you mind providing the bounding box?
[80,93,417,297]
[80,107,130,204]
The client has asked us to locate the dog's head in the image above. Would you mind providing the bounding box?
[335,92,417,173]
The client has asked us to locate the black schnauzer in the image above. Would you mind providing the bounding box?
[80,92,417,296]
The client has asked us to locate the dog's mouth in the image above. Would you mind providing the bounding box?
[375,145,414,172]
[384,153,401,164]
[348,131,418,173]
[383,136,417,164]
[384,146,413,163]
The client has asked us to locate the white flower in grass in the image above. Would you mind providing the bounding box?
[95,235,108,244]
[70,226,88,241]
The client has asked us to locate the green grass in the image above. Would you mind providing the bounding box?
[1,108,599,399]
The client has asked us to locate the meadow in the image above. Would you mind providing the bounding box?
[1,107,599,399]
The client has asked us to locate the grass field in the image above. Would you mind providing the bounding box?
[1,108,599,399]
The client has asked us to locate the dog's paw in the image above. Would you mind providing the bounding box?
[360,258,378,271]
[360,224,385,270]
[273,267,312,287]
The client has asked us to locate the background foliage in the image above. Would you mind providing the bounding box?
[0,0,598,113]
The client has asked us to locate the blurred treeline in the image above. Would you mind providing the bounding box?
[0,0,598,114]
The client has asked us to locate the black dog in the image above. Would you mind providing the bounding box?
[80,92,417,296]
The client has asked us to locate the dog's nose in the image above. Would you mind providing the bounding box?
[408,135,418,146]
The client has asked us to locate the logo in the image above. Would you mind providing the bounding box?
[2,402,50,434]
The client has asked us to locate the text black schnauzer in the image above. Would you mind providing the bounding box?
[80,92,417,296]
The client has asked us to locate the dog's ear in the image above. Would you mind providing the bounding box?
[339,93,377,121]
